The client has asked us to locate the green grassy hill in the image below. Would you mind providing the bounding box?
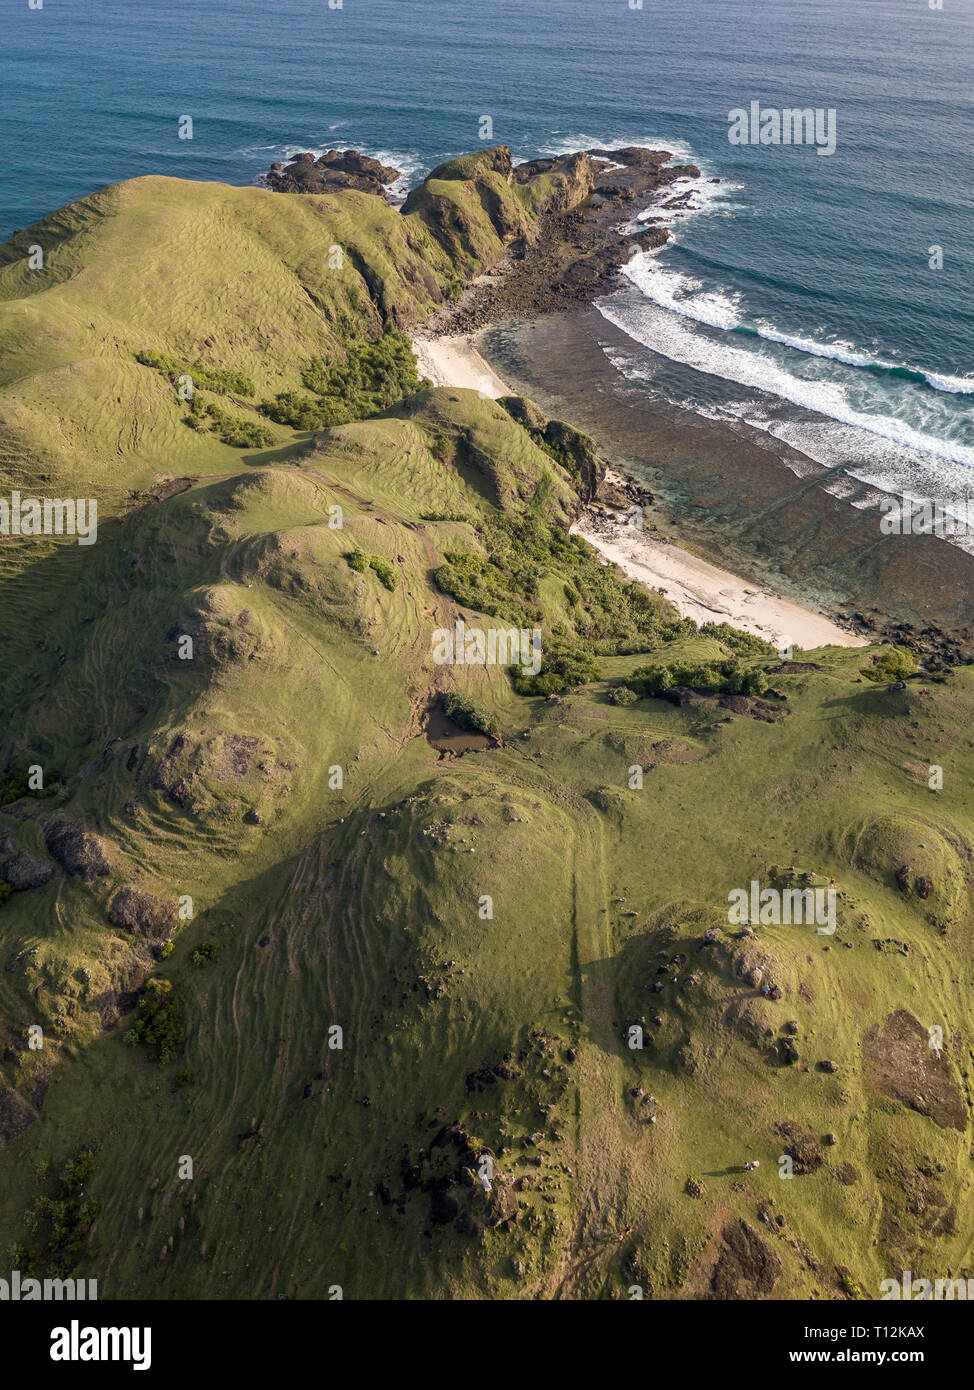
[0,159,971,1300]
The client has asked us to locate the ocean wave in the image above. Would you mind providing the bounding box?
[621,256,744,331]
[621,254,974,399]
[596,290,974,471]
[745,324,974,396]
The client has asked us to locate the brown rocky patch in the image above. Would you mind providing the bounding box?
[775,1120,825,1175]
[0,849,55,891]
[710,1219,781,1299]
[864,1009,967,1130]
[264,148,401,198]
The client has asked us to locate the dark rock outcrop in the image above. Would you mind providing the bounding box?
[264,149,401,197]
[108,887,179,946]
[0,850,55,891]
[43,816,112,881]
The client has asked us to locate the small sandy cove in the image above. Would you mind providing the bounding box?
[413,334,508,398]
[412,335,867,651]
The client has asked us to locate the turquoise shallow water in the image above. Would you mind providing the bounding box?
[5,0,973,494]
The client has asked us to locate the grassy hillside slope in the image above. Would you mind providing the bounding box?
[0,162,970,1300]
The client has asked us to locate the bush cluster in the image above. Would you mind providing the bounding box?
[261,324,422,431]
[125,978,184,1062]
[441,692,499,739]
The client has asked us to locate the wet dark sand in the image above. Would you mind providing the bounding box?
[479,310,974,646]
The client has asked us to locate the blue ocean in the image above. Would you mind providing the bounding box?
[6,0,973,501]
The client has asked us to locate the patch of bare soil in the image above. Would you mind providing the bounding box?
[710,1219,781,1299]
[865,1009,967,1131]
[211,732,259,783]
[775,1120,825,1174]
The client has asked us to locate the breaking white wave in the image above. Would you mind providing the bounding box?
[598,281,974,474]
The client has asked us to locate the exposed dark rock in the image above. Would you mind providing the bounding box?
[108,887,178,946]
[779,1037,800,1065]
[43,816,112,881]
[0,849,55,891]
[264,148,402,198]
[661,686,695,707]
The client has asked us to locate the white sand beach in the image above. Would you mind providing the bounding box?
[572,510,867,651]
[412,334,509,399]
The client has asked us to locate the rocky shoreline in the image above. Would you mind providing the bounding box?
[423,145,705,332]
[261,143,706,324]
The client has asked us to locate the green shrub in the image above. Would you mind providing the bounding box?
[0,881,13,907]
[860,646,919,684]
[135,349,255,397]
[441,692,499,739]
[191,941,220,967]
[345,551,396,590]
[512,642,602,696]
[260,390,351,431]
[125,978,184,1062]
[699,623,776,656]
[20,1146,100,1277]
[609,685,639,706]
[261,324,422,431]
[369,557,396,591]
[186,398,275,448]
[432,512,670,694]
[626,656,770,698]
